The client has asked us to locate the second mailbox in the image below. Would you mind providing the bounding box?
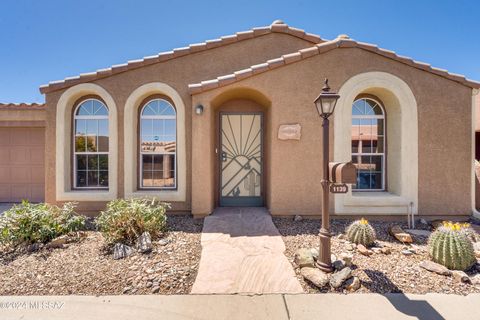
[328,162,357,184]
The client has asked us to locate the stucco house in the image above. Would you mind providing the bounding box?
[1,20,479,220]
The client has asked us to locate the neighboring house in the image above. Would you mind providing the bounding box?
[1,20,479,219]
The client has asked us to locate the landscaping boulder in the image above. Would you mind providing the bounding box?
[310,248,319,261]
[332,259,345,271]
[452,270,471,284]
[294,248,315,268]
[46,235,69,249]
[158,238,170,246]
[339,252,353,267]
[330,267,352,288]
[137,232,153,253]
[419,260,452,276]
[300,267,329,288]
[405,229,431,237]
[345,276,361,292]
[357,244,373,256]
[380,247,392,255]
[113,243,134,260]
[388,225,413,243]
[294,215,303,222]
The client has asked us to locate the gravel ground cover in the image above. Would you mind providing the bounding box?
[0,216,203,295]
[273,217,480,295]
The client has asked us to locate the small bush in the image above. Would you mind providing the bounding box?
[0,201,85,246]
[95,198,169,244]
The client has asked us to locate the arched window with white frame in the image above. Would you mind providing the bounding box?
[73,98,109,189]
[139,98,177,189]
[351,96,386,191]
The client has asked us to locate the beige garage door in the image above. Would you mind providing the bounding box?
[0,127,45,202]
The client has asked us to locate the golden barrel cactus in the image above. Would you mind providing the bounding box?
[346,218,376,246]
[428,222,476,271]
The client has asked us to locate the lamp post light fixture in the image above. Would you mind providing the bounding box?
[314,78,340,273]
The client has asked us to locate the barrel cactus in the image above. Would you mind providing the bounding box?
[428,222,476,271]
[346,218,376,246]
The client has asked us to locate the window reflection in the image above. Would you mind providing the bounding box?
[74,99,109,188]
[351,97,385,191]
[139,99,176,189]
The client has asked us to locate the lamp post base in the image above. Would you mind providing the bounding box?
[317,228,333,273]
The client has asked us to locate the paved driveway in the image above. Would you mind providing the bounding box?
[191,207,303,294]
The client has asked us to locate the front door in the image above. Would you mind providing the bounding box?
[219,113,263,206]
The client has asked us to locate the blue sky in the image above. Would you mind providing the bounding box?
[0,0,479,103]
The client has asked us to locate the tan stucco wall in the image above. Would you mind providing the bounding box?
[43,33,314,213]
[191,48,473,217]
[0,108,45,123]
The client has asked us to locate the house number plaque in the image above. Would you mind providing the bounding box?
[329,183,348,194]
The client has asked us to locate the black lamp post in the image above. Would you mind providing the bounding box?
[314,78,340,272]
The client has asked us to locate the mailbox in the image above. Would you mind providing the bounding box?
[328,162,357,184]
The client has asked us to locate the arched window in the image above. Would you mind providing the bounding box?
[73,99,109,188]
[139,98,176,189]
[351,97,385,191]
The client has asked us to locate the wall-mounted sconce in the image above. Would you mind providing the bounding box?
[195,104,204,115]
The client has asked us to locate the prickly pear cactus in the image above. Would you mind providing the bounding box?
[346,218,376,246]
[428,222,476,271]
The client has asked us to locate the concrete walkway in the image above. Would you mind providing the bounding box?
[0,294,479,320]
[191,207,303,294]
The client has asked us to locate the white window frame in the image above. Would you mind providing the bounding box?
[351,97,386,192]
[139,98,177,190]
[73,98,109,190]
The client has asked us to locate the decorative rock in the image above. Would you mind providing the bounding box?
[294,248,315,268]
[388,225,413,243]
[293,215,303,222]
[452,270,471,283]
[26,242,42,252]
[137,232,153,253]
[151,286,160,293]
[419,260,452,276]
[371,247,382,254]
[419,218,429,226]
[405,229,432,237]
[339,253,353,267]
[333,259,345,271]
[331,254,337,262]
[473,242,480,252]
[122,286,131,294]
[345,276,361,292]
[357,244,373,256]
[471,274,480,285]
[300,267,329,288]
[401,250,414,256]
[46,235,69,249]
[330,267,352,288]
[337,234,346,240]
[158,238,170,246]
[380,247,392,255]
[113,243,134,260]
[310,248,319,261]
[345,243,356,251]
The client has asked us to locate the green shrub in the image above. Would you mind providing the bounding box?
[428,222,476,271]
[95,198,169,244]
[0,201,85,246]
[346,218,376,246]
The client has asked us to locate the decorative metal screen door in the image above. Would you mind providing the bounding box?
[219,113,263,206]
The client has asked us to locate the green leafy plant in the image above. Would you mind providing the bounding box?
[428,222,476,271]
[346,218,376,246]
[0,201,85,246]
[95,198,169,244]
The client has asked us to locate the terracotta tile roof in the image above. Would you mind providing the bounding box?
[0,103,45,109]
[39,21,324,94]
[188,35,480,94]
